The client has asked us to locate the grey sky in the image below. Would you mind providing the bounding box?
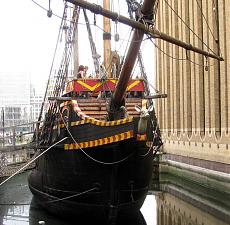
[0,0,63,92]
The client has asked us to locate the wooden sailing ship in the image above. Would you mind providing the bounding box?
[28,0,162,222]
[28,0,223,223]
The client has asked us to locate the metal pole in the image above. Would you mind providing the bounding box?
[36,123,39,148]
[12,127,16,149]
[2,108,5,147]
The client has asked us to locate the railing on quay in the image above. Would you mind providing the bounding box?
[0,120,43,152]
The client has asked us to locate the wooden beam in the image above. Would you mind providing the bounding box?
[144,94,168,99]
[48,97,73,101]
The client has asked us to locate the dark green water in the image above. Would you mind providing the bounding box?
[0,171,229,225]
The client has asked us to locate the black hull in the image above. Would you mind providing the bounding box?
[28,139,154,221]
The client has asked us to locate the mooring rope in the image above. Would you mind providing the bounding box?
[0,137,68,187]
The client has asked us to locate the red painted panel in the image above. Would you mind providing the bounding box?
[65,79,145,93]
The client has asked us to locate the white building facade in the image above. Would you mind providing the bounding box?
[0,72,31,132]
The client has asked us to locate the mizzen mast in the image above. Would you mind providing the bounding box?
[103,0,112,77]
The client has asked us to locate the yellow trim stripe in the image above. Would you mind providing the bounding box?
[71,121,86,126]
[77,80,103,91]
[64,131,134,150]
[53,124,65,129]
[127,80,140,91]
[53,117,133,130]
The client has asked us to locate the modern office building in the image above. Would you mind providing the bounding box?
[0,72,31,133]
[30,87,44,121]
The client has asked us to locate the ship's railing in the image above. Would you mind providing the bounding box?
[64,78,145,95]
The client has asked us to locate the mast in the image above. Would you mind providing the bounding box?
[112,0,156,105]
[73,6,80,77]
[103,0,112,77]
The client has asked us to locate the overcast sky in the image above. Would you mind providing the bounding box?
[0,0,155,94]
[0,0,63,92]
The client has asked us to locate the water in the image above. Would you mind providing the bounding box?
[0,172,229,225]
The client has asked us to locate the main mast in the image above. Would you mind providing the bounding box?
[103,0,112,77]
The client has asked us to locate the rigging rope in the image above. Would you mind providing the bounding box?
[31,0,88,24]
[37,5,66,124]
[163,0,218,57]
[31,0,66,21]
[126,0,152,97]
[149,36,215,68]
[195,0,217,43]
[83,8,100,74]
[195,0,222,57]
[40,4,80,144]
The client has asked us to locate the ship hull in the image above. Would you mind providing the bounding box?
[28,139,153,221]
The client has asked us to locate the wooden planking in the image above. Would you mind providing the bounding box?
[75,98,142,120]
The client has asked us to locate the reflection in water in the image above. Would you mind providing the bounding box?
[156,191,230,225]
[0,172,32,225]
[0,171,229,225]
[140,195,156,225]
[3,206,29,224]
[157,173,230,225]
[1,198,148,225]
[29,198,147,225]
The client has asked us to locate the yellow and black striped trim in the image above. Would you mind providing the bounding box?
[137,134,147,141]
[53,124,65,129]
[64,130,134,150]
[71,120,87,126]
[53,117,133,130]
